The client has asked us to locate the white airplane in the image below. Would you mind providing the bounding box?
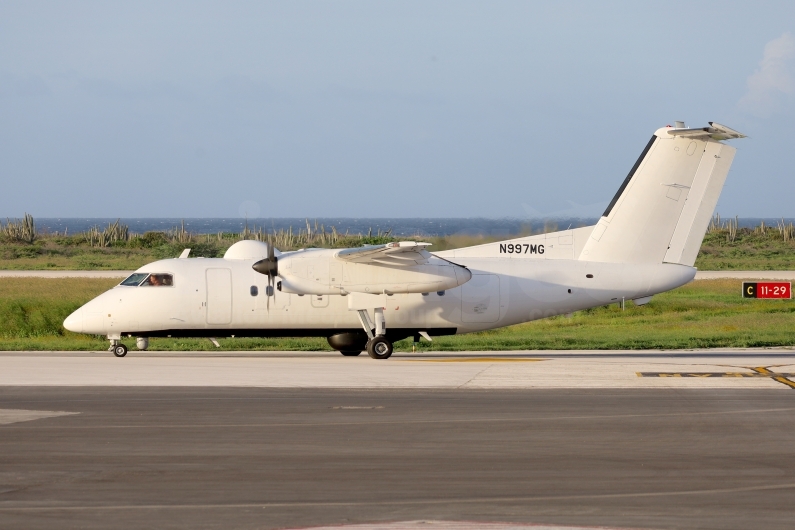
[64,121,745,359]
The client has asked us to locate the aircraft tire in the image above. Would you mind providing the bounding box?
[340,350,362,356]
[113,344,128,357]
[366,336,393,360]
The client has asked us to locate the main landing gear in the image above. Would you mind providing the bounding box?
[356,307,393,360]
[366,335,393,360]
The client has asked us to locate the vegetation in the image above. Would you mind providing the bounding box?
[2,214,795,270]
[0,277,792,352]
[0,217,403,270]
[695,215,795,270]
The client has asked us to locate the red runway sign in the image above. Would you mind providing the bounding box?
[742,282,791,299]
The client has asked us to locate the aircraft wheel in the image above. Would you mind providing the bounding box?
[113,344,128,357]
[340,350,362,357]
[366,336,393,360]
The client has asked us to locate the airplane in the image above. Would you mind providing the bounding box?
[63,121,746,359]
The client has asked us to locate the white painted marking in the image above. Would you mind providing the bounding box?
[0,409,79,425]
[287,521,625,529]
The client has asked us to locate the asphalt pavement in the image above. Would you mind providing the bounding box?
[1,386,794,530]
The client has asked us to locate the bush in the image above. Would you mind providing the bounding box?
[136,232,169,248]
[189,242,222,258]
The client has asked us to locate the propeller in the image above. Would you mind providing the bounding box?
[252,238,278,309]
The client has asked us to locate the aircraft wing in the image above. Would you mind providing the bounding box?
[335,242,432,266]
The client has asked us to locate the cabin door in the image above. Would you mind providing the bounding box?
[206,268,233,325]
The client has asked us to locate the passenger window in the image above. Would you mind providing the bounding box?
[250,286,258,296]
[120,273,149,286]
[142,273,174,287]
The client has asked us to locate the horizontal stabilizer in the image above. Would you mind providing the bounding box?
[666,122,746,141]
[335,242,432,266]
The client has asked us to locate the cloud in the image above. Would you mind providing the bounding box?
[738,33,795,117]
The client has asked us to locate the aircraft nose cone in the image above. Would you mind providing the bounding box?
[63,308,84,333]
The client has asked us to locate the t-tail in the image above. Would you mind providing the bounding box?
[579,122,745,266]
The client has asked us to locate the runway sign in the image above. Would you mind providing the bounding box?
[742,281,791,299]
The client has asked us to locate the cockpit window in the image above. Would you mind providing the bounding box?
[120,273,149,286]
[141,273,174,287]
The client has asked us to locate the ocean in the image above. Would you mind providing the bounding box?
[20,217,795,238]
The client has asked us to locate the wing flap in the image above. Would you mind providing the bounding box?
[335,242,432,266]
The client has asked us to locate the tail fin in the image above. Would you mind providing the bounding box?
[579,122,745,265]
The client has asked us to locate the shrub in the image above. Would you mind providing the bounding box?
[137,232,169,248]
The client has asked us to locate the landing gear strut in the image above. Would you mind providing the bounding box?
[356,307,393,360]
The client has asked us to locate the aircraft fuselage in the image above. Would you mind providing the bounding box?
[64,253,695,340]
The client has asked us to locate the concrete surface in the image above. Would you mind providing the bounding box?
[693,271,795,280]
[1,270,794,280]
[0,270,132,278]
[1,349,795,390]
[1,386,794,530]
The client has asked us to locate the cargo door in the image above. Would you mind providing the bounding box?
[311,294,329,308]
[206,268,233,325]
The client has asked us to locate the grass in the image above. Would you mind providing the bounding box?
[1,278,793,352]
[429,279,795,350]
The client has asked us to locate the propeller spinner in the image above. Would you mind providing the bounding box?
[252,240,278,308]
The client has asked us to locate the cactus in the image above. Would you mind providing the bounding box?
[3,213,37,243]
[84,219,129,247]
[726,216,738,243]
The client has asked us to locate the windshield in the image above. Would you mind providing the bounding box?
[120,273,149,286]
[141,273,174,287]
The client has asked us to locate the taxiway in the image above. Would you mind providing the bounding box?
[1,350,794,530]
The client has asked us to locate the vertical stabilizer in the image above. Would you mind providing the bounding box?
[579,123,744,265]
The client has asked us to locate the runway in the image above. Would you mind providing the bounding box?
[2,350,795,530]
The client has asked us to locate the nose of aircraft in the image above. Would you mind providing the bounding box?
[63,308,84,333]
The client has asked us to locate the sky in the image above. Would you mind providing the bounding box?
[0,1,794,219]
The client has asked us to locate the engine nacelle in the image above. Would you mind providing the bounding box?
[275,249,471,296]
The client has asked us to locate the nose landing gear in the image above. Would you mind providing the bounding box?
[108,340,128,357]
